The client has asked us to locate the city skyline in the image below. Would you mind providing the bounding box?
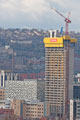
[0,0,79,31]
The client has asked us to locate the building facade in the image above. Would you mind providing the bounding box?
[74,100,80,120]
[43,30,77,119]
[0,70,19,87]
[11,99,24,117]
[73,83,80,100]
[73,78,80,120]
[0,88,5,100]
[5,79,44,101]
[22,100,50,119]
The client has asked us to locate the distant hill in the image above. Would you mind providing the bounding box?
[0,28,79,75]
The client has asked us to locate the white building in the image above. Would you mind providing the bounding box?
[0,70,19,87]
[5,79,44,101]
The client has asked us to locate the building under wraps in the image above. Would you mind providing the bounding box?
[43,30,77,119]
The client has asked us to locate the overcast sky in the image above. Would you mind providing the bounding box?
[0,0,79,31]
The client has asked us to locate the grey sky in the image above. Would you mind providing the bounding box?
[0,0,79,31]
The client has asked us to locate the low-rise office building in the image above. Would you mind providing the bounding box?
[11,99,24,117]
[22,100,50,119]
[0,88,5,100]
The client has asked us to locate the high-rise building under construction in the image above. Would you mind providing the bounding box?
[43,30,77,119]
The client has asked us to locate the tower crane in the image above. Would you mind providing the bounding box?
[51,7,71,35]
